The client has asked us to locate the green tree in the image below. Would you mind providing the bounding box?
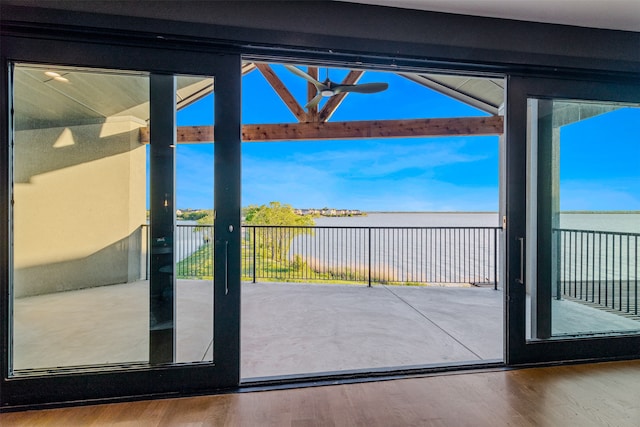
[195,209,215,226]
[183,210,210,221]
[245,202,315,261]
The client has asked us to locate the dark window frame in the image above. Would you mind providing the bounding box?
[1,4,639,409]
[505,75,640,365]
[1,35,241,409]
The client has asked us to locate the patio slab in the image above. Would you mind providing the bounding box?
[241,282,503,378]
[12,280,503,377]
[13,279,638,379]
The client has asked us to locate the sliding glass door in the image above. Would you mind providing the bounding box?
[1,37,241,407]
[506,76,640,364]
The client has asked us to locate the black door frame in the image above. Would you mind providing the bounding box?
[505,75,640,365]
[0,35,241,408]
[1,7,639,408]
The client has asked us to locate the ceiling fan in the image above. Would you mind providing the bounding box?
[284,64,388,109]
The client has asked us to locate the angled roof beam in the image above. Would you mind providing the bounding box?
[255,63,307,122]
[306,66,320,122]
[175,63,256,112]
[399,73,501,115]
[242,62,257,75]
[176,79,214,111]
[319,70,365,122]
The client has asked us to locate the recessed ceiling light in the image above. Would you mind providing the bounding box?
[45,71,61,78]
[54,76,69,83]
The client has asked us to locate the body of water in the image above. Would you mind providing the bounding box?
[172,212,639,286]
[302,212,638,285]
[293,213,502,284]
[314,211,640,233]
[558,212,640,234]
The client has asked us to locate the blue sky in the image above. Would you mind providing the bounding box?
[173,64,639,212]
[559,107,640,211]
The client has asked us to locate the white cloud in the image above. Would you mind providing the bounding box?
[241,151,498,211]
[290,138,489,179]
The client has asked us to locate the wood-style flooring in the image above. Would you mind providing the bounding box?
[1,360,639,426]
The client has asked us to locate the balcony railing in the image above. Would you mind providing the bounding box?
[243,225,500,287]
[165,224,501,288]
[139,224,640,315]
[143,224,640,310]
[555,228,639,316]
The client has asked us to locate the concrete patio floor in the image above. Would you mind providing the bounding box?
[242,282,503,378]
[12,280,640,379]
[13,280,503,378]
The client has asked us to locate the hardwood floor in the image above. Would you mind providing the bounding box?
[1,360,639,426]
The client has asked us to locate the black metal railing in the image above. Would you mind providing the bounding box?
[556,228,639,315]
[176,224,214,278]
[240,225,500,287]
[145,224,501,286]
[140,224,640,310]
[141,224,214,279]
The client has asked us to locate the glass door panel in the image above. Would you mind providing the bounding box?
[506,76,640,365]
[3,35,241,407]
[12,64,151,372]
[174,75,215,364]
[240,60,505,379]
[10,66,222,374]
[527,99,640,340]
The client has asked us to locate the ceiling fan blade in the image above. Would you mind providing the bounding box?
[284,64,326,91]
[304,93,323,109]
[334,82,389,94]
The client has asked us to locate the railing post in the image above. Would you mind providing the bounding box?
[494,228,498,290]
[368,227,372,287]
[252,226,257,283]
[555,229,562,300]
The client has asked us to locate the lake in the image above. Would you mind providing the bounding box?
[173,212,639,285]
[302,212,639,284]
[315,212,640,233]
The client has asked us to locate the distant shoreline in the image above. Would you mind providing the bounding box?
[560,211,640,214]
[358,210,640,214]
[365,211,497,214]
[178,209,640,215]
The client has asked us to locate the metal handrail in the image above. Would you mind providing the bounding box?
[164,224,501,288]
[554,228,639,315]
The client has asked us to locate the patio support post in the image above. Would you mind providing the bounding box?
[149,73,176,364]
[535,99,555,340]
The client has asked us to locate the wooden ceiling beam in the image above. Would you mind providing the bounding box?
[243,116,503,141]
[318,70,365,122]
[139,116,503,144]
[306,66,319,122]
[255,63,307,123]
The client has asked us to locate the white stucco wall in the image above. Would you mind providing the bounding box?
[13,117,147,297]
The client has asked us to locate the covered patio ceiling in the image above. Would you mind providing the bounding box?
[19,61,626,145]
[14,61,505,142]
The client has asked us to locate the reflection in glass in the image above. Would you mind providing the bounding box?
[10,65,216,374]
[174,75,215,363]
[527,99,640,339]
[12,64,151,372]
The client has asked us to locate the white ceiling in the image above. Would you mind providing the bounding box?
[341,0,640,32]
